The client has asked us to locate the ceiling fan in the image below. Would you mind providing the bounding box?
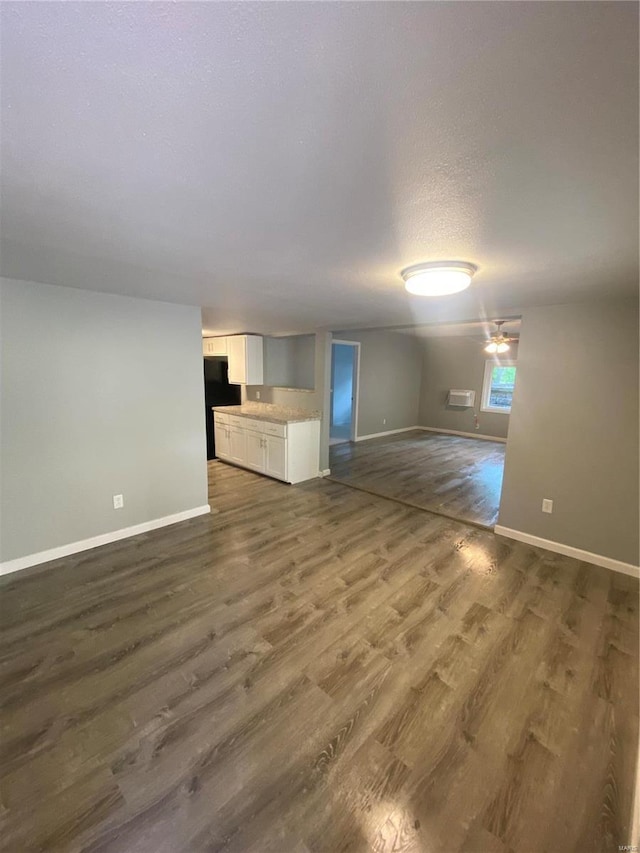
[484,320,518,354]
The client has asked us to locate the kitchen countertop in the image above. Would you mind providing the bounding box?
[212,403,321,424]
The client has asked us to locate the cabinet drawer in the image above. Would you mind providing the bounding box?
[217,413,287,437]
[242,418,263,434]
[227,414,246,429]
[261,421,287,438]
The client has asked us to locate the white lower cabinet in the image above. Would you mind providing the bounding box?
[228,426,246,465]
[214,422,231,458]
[264,435,287,480]
[245,430,265,472]
[213,412,319,484]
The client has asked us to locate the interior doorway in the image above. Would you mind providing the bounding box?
[330,340,359,444]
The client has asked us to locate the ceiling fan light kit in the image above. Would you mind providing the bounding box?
[484,341,510,354]
[401,261,477,297]
[484,320,516,354]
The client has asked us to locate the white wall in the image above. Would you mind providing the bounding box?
[0,278,209,565]
[498,299,639,566]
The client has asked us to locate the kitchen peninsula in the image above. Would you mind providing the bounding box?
[212,403,321,484]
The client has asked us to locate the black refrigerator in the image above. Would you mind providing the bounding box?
[204,358,241,460]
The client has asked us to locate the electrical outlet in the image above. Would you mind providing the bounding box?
[113,494,124,510]
[542,498,553,514]
[382,418,386,425]
[256,391,261,400]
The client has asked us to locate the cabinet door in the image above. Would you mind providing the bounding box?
[245,431,265,472]
[214,423,231,459]
[203,337,227,357]
[227,336,247,384]
[244,335,264,384]
[265,435,287,481]
[229,426,246,465]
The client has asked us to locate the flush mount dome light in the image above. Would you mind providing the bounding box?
[401,261,477,296]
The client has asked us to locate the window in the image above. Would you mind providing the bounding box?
[481,360,517,414]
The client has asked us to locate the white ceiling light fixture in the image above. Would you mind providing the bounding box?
[401,261,477,297]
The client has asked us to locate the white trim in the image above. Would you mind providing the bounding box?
[494,525,640,579]
[319,469,331,477]
[355,426,422,442]
[0,505,212,577]
[631,741,640,847]
[331,340,360,443]
[481,359,516,415]
[419,426,507,443]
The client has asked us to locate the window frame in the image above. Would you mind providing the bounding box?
[481,359,517,415]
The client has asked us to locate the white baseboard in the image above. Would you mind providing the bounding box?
[319,469,331,477]
[631,742,640,847]
[353,425,506,444]
[0,505,212,577]
[419,426,507,443]
[494,525,640,579]
[355,426,422,442]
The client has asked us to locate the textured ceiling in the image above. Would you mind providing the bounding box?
[1,2,638,335]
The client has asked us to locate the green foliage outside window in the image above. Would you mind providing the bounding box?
[489,365,516,409]
[491,366,516,389]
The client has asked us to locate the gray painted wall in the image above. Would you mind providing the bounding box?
[244,334,322,412]
[263,334,315,390]
[293,335,316,390]
[334,330,422,437]
[419,336,518,439]
[0,278,208,562]
[498,299,639,565]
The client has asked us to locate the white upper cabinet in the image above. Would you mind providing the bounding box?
[227,335,264,385]
[203,337,227,357]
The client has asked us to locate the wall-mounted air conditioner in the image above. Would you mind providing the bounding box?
[448,389,475,407]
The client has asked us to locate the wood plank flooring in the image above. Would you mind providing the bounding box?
[329,431,506,528]
[0,461,638,852]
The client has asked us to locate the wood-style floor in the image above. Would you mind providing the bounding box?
[329,431,506,528]
[0,461,638,852]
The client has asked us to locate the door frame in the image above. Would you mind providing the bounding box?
[330,340,360,442]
